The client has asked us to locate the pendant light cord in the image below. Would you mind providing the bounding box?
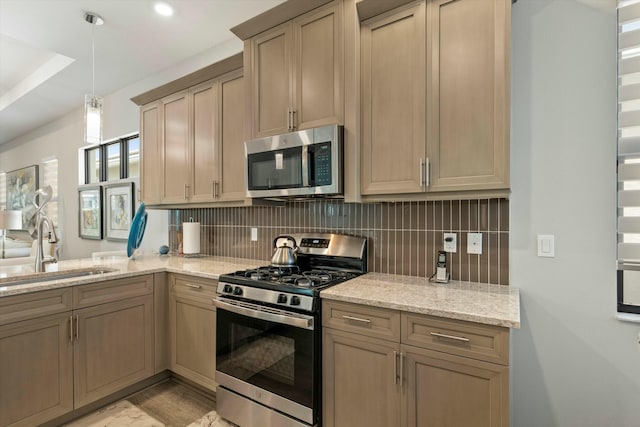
[91,21,95,97]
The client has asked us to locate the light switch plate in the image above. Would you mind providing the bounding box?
[444,233,457,253]
[537,234,555,257]
[251,227,258,242]
[467,233,482,254]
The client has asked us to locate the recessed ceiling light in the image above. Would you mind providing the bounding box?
[154,2,174,17]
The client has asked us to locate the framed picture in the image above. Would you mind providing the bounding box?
[78,185,102,240]
[104,182,134,241]
[6,165,38,230]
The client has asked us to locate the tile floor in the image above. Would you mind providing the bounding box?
[64,380,236,427]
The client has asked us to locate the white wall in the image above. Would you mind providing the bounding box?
[0,38,243,260]
[511,1,640,426]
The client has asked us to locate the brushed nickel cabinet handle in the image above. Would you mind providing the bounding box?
[287,109,292,131]
[342,315,372,324]
[212,181,216,198]
[214,181,219,199]
[185,283,202,289]
[394,351,399,385]
[69,315,73,343]
[399,352,404,387]
[419,158,425,187]
[425,157,431,188]
[430,331,470,343]
[292,110,297,130]
[184,184,188,199]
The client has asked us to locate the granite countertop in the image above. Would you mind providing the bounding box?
[320,272,520,328]
[0,254,263,297]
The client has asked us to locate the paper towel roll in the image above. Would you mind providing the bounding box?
[182,222,200,255]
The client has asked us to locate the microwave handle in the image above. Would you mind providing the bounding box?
[301,144,309,187]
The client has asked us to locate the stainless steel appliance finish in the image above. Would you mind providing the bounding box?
[245,124,343,198]
[217,387,315,427]
[271,235,299,267]
[215,233,367,427]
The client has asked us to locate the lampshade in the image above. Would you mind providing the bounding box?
[84,94,103,144]
[0,210,22,230]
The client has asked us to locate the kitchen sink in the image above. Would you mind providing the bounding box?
[0,267,118,287]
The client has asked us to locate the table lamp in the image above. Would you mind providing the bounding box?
[0,210,22,259]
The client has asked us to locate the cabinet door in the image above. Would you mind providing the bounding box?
[140,102,162,204]
[427,0,510,192]
[74,295,154,408]
[0,313,73,427]
[219,69,247,201]
[292,2,343,130]
[169,291,216,391]
[191,80,219,203]
[161,90,190,203]
[323,328,400,427]
[403,344,508,427]
[360,2,426,195]
[250,23,293,138]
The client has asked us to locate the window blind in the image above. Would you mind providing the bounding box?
[41,158,59,228]
[0,173,6,209]
[618,0,640,264]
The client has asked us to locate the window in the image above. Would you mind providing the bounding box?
[83,133,139,184]
[618,0,640,313]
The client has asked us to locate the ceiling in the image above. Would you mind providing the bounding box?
[0,0,285,146]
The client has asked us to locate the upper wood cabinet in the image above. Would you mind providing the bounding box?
[140,102,162,204]
[134,54,246,206]
[360,0,510,198]
[244,1,344,138]
[360,1,426,195]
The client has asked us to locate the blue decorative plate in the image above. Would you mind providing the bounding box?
[127,203,147,257]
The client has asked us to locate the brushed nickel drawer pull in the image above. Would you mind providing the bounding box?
[430,331,470,343]
[185,283,202,289]
[342,315,372,324]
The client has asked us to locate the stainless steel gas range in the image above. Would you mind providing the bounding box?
[213,233,367,427]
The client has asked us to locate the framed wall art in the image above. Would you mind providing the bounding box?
[78,185,102,240]
[6,165,38,230]
[103,182,134,241]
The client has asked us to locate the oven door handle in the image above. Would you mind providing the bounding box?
[213,298,315,330]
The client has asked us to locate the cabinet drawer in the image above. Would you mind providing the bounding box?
[401,313,509,365]
[73,275,153,309]
[322,300,400,342]
[0,288,72,325]
[170,274,217,302]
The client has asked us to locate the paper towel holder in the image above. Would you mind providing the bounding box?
[182,217,201,258]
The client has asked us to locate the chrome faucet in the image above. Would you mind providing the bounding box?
[32,186,58,272]
[35,213,58,272]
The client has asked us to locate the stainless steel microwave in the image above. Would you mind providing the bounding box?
[245,124,343,198]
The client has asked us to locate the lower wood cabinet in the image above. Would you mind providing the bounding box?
[0,275,155,427]
[0,312,73,427]
[322,300,509,427]
[168,274,217,391]
[73,294,154,408]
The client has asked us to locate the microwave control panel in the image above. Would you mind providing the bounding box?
[310,142,332,186]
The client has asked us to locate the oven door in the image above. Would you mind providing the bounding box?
[214,297,318,425]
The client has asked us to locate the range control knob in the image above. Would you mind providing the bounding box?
[277,294,288,304]
[223,284,233,293]
[233,286,243,296]
[290,296,301,306]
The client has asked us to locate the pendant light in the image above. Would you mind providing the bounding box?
[84,12,104,145]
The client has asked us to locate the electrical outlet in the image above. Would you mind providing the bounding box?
[467,233,482,254]
[444,233,457,253]
[251,227,258,242]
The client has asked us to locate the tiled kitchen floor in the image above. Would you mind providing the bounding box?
[64,380,236,427]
